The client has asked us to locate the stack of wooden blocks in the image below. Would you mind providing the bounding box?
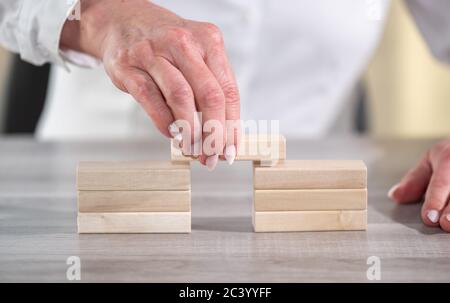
[253,160,367,232]
[76,134,367,233]
[77,161,191,233]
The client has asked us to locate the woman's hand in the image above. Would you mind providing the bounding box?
[61,0,240,170]
[389,139,450,232]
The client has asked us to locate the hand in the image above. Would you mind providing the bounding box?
[61,0,240,169]
[388,139,450,232]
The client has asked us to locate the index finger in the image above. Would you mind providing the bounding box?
[198,23,241,161]
[169,39,227,165]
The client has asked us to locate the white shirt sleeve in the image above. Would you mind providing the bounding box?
[0,0,85,68]
[405,0,450,64]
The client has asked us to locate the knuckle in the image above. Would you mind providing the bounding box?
[131,40,154,57]
[134,85,152,102]
[109,70,125,91]
[149,100,168,117]
[167,27,194,44]
[425,186,448,207]
[129,76,154,102]
[222,82,240,105]
[201,85,225,110]
[114,48,131,65]
[202,23,223,44]
[130,74,147,88]
[169,85,193,106]
[431,179,448,192]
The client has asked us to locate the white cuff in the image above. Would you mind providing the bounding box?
[60,48,102,68]
[18,0,81,69]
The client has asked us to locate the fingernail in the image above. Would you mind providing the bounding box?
[388,184,400,200]
[168,123,180,138]
[446,214,450,222]
[224,145,236,165]
[206,154,219,171]
[427,209,439,223]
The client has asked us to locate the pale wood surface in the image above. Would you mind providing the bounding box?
[253,210,367,232]
[78,212,191,234]
[77,161,190,191]
[171,134,286,165]
[78,190,191,212]
[254,189,367,211]
[1,137,450,282]
[254,160,367,189]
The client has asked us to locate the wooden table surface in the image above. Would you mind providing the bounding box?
[0,136,449,282]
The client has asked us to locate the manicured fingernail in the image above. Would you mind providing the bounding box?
[388,184,400,200]
[168,123,180,138]
[206,154,219,171]
[446,214,450,222]
[427,209,439,223]
[224,145,236,165]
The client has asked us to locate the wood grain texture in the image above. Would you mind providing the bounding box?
[2,138,450,282]
[254,189,367,211]
[77,161,190,191]
[78,190,191,212]
[254,160,367,189]
[253,210,367,232]
[171,134,286,165]
[77,212,191,233]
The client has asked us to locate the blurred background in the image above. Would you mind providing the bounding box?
[0,0,449,138]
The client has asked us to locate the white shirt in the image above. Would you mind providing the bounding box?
[0,0,449,140]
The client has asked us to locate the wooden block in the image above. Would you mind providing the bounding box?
[78,190,190,212]
[252,210,367,232]
[254,160,367,189]
[77,212,191,233]
[171,134,286,166]
[77,161,190,191]
[254,189,367,211]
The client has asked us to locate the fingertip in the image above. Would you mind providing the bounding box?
[439,213,450,232]
[388,183,410,204]
[421,206,441,227]
[224,144,236,165]
[387,183,400,201]
[199,155,207,166]
[206,154,219,171]
[391,182,427,204]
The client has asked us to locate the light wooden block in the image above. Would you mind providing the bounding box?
[78,190,190,212]
[254,160,367,189]
[77,212,191,233]
[254,189,367,211]
[253,210,367,232]
[171,134,286,166]
[77,161,190,191]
